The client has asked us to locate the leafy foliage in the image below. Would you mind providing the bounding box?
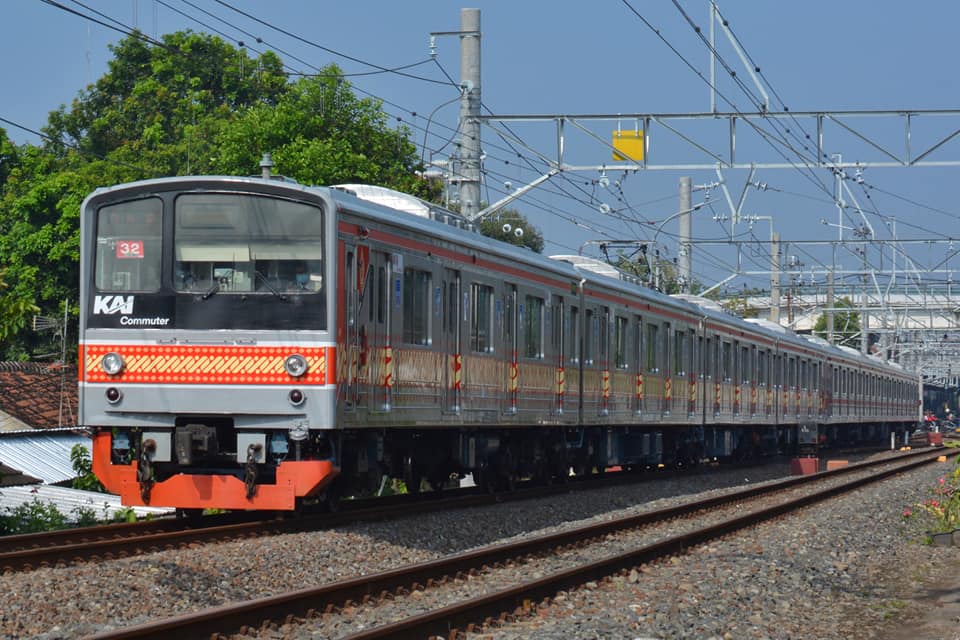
[812,296,861,348]
[0,498,68,535]
[477,208,544,253]
[70,444,105,493]
[0,31,441,358]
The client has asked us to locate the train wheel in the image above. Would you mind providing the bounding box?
[367,464,386,496]
[176,508,204,524]
[475,464,497,494]
[319,482,342,513]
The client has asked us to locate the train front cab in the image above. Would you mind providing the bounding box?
[79,178,341,511]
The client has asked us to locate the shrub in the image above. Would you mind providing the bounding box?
[903,456,960,537]
[0,498,68,535]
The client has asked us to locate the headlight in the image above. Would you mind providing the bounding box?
[284,354,309,377]
[101,352,125,376]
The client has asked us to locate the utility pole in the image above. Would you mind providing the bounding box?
[830,152,843,345]
[458,8,482,219]
[770,231,781,324]
[826,271,835,344]
[678,176,692,293]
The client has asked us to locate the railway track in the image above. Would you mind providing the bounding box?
[77,447,951,640]
[0,471,649,572]
[0,454,790,573]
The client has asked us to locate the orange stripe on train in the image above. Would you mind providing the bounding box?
[82,344,335,385]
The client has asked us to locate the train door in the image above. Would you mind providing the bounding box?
[662,322,673,416]
[703,334,715,419]
[733,340,746,416]
[362,250,391,411]
[442,268,461,413]
[503,284,518,414]
[568,303,580,418]
[598,306,611,416]
[343,245,362,410]
[634,316,644,416]
[583,307,596,416]
[551,297,565,415]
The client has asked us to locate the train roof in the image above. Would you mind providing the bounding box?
[83,177,913,378]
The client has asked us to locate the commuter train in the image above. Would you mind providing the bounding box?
[78,175,920,511]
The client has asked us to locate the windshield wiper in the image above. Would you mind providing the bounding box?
[254,270,289,301]
[201,282,220,300]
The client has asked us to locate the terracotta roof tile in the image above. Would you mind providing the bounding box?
[0,362,77,429]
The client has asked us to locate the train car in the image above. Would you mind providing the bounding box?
[78,175,920,511]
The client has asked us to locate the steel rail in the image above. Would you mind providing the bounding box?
[343,450,951,640]
[0,456,766,573]
[81,447,950,640]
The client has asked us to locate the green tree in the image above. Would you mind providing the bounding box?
[0,31,438,358]
[477,208,545,253]
[612,250,704,294]
[215,66,438,199]
[70,444,105,493]
[44,31,288,175]
[812,296,861,347]
[0,268,38,350]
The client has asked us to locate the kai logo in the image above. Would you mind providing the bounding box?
[93,295,134,315]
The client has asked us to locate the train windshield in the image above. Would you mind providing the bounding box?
[95,198,163,292]
[174,193,324,295]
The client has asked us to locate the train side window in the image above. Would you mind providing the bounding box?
[504,286,516,356]
[663,322,672,375]
[704,336,714,380]
[523,294,545,359]
[402,268,432,346]
[569,305,580,364]
[721,341,732,382]
[444,279,459,336]
[471,282,494,353]
[551,298,564,361]
[674,329,685,375]
[646,323,660,373]
[376,265,387,324]
[614,316,629,369]
[635,317,644,372]
[345,251,355,327]
[584,309,595,365]
[598,308,609,365]
[758,349,768,386]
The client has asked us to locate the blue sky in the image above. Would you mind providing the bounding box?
[4,1,960,297]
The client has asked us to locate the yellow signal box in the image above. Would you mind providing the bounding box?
[612,130,644,161]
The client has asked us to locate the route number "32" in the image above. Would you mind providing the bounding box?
[116,240,144,259]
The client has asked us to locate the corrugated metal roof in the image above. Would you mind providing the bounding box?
[0,485,172,522]
[0,429,89,485]
[0,461,41,487]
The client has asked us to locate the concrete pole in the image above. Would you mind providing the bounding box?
[826,272,835,343]
[679,176,692,293]
[861,245,869,354]
[458,8,482,219]
[770,231,781,324]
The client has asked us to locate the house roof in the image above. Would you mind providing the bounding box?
[0,429,89,485]
[0,361,77,430]
[0,461,42,487]
[0,484,172,522]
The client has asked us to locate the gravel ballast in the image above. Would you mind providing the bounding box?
[0,452,955,640]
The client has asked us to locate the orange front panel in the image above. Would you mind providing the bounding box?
[92,432,337,510]
[83,344,335,385]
